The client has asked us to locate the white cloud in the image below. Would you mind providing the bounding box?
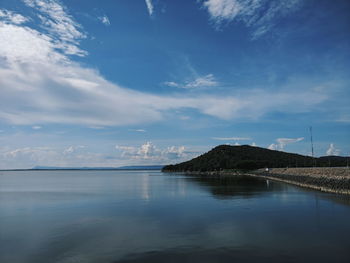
[268,143,278,150]
[89,126,105,130]
[326,143,340,156]
[0,9,28,24]
[251,142,257,146]
[276,137,304,149]
[116,142,159,159]
[203,0,243,22]
[163,81,180,88]
[116,142,193,162]
[184,74,218,89]
[0,145,108,169]
[164,146,186,160]
[129,129,146,132]
[145,0,154,16]
[335,115,350,123]
[268,137,304,151]
[98,15,110,26]
[6,146,47,159]
[164,74,218,89]
[32,125,42,130]
[23,0,86,56]
[212,137,251,141]
[63,145,85,155]
[0,142,197,169]
[0,3,329,127]
[202,0,301,39]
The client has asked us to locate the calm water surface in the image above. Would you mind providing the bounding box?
[1,170,350,263]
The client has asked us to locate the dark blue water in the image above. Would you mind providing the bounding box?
[0,170,350,263]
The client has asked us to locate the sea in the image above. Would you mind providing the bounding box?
[1,170,350,263]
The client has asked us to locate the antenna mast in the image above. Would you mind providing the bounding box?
[310,126,314,158]
[310,126,315,166]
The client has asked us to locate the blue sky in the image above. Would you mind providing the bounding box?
[0,0,349,168]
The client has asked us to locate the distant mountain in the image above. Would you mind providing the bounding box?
[32,165,164,170]
[32,166,117,170]
[162,145,349,172]
[116,165,164,170]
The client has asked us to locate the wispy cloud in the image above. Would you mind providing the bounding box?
[98,15,110,26]
[32,125,42,130]
[145,0,154,16]
[63,145,85,155]
[23,0,86,56]
[202,0,302,39]
[0,2,329,127]
[0,9,28,24]
[164,74,218,89]
[129,129,146,133]
[89,126,105,130]
[335,115,350,123]
[212,137,251,141]
[185,74,218,89]
[268,137,304,151]
[326,143,340,156]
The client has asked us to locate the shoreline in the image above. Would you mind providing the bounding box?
[164,167,350,195]
[250,167,350,195]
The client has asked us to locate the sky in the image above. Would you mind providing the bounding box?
[0,0,349,169]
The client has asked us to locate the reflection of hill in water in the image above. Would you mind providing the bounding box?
[187,175,350,205]
[187,175,286,199]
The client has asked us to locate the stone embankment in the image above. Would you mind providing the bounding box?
[252,167,350,195]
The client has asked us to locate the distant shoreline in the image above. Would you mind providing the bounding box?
[0,168,163,172]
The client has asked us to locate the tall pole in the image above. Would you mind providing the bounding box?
[310,126,315,167]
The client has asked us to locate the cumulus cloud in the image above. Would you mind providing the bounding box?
[145,0,154,16]
[268,137,304,151]
[0,2,328,127]
[326,143,340,156]
[98,15,110,26]
[202,0,302,39]
[116,143,159,159]
[116,142,194,162]
[268,143,278,150]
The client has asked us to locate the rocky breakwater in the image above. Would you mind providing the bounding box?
[253,167,350,194]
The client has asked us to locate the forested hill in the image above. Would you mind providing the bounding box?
[162,145,349,172]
